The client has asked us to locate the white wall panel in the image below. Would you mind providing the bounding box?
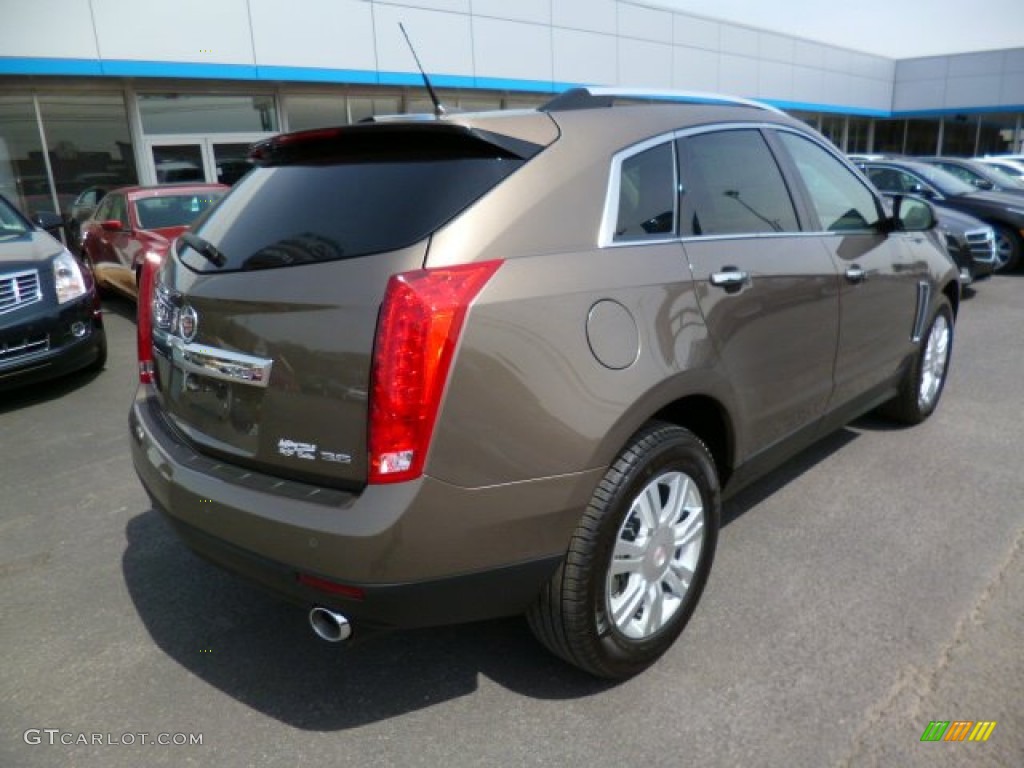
[472,0,551,25]
[373,5,473,76]
[1,0,97,59]
[250,0,375,70]
[672,14,719,50]
[793,40,826,68]
[472,18,552,82]
[375,0,469,12]
[617,39,673,88]
[552,0,616,35]
[945,76,1002,108]
[896,57,948,82]
[757,61,793,101]
[91,0,253,63]
[792,65,826,104]
[1005,49,1024,73]
[553,29,617,86]
[617,3,672,44]
[718,54,759,96]
[894,79,946,111]
[948,51,1005,77]
[1001,75,1024,104]
[759,33,794,64]
[672,46,719,91]
[823,47,852,75]
[720,26,759,56]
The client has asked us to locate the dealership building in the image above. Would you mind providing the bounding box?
[2,0,1022,219]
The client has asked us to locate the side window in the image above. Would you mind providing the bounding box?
[93,196,113,222]
[614,142,676,242]
[677,129,799,236]
[778,132,881,232]
[935,163,979,186]
[108,195,129,227]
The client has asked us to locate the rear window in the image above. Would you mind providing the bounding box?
[180,155,524,272]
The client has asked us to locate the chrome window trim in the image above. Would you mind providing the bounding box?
[599,132,679,248]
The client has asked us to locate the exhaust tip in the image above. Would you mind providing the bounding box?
[309,606,352,643]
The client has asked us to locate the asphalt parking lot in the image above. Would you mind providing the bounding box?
[3,277,1022,768]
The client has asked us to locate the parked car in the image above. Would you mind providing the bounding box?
[916,156,1024,195]
[0,194,105,391]
[859,159,1024,271]
[933,206,997,284]
[977,156,1024,181]
[131,87,959,679]
[66,184,113,250]
[80,184,228,300]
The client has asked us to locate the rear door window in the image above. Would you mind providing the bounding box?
[677,129,800,236]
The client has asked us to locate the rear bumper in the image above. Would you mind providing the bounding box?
[129,390,599,629]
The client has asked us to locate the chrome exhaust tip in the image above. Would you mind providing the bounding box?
[309,606,352,643]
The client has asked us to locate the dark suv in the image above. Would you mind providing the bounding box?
[131,88,959,679]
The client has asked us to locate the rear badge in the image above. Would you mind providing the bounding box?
[277,439,351,464]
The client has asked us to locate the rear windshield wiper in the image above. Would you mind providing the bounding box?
[178,232,227,268]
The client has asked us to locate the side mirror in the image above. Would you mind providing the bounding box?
[891,195,936,232]
[32,211,64,234]
[100,219,124,233]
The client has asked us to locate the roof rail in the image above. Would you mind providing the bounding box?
[540,86,785,116]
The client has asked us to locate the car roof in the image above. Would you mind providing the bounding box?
[106,183,230,200]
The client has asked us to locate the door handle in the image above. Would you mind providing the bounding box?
[845,265,866,284]
[710,267,749,291]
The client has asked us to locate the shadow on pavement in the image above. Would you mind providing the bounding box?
[122,510,612,732]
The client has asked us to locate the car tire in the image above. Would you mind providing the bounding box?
[880,297,953,425]
[993,225,1021,272]
[527,422,720,679]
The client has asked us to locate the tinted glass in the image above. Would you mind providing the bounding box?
[185,156,523,272]
[135,193,225,230]
[139,94,277,134]
[778,132,881,232]
[679,129,799,236]
[614,142,676,242]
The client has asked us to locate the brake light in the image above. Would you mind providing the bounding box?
[136,252,162,384]
[369,260,502,484]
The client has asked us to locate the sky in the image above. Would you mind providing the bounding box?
[642,0,1024,58]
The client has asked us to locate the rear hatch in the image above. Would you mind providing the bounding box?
[148,121,547,489]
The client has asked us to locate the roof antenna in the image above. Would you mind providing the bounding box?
[399,22,446,118]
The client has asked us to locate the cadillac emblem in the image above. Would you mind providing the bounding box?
[179,305,199,342]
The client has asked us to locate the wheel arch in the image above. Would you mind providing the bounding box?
[650,395,735,488]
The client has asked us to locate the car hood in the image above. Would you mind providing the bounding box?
[932,204,989,232]
[0,229,63,267]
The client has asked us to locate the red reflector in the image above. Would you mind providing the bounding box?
[136,252,161,384]
[297,573,366,600]
[369,260,502,484]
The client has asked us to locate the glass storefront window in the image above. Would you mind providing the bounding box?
[285,93,349,131]
[846,117,871,154]
[38,94,137,216]
[0,96,51,217]
[139,94,278,134]
[348,96,400,123]
[941,115,977,156]
[873,120,905,154]
[820,115,845,150]
[976,112,1022,155]
[905,119,940,155]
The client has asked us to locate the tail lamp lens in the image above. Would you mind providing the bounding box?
[369,260,502,484]
[136,252,162,384]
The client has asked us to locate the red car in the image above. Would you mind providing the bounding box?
[81,184,228,299]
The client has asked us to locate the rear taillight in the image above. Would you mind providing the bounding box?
[136,253,162,384]
[368,260,502,484]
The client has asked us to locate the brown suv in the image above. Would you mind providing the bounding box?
[130,88,958,679]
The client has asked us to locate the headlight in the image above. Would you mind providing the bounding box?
[53,250,88,304]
